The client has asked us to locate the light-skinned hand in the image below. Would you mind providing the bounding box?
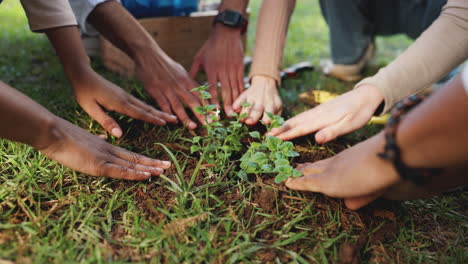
[233,75,282,124]
[269,84,384,143]
[285,132,400,210]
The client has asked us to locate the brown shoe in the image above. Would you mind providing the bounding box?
[321,42,375,82]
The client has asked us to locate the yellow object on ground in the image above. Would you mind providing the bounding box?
[298,90,389,125]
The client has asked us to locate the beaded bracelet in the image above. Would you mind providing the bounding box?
[378,95,441,184]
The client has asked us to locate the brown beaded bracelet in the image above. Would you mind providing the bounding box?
[378,95,441,184]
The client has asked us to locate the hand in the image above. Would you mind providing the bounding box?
[135,47,205,130]
[72,68,177,137]
[38,117,171,180]
[285,132,401,210]
[232,75,282,125]
[269,84,384,143]
[190,25,245,116]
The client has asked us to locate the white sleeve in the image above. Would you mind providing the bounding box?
[462,65,468,95]
[68,0,121,36]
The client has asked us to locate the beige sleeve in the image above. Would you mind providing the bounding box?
[20,0,77,32]
[355,0,468,114]
[248,0,296,85]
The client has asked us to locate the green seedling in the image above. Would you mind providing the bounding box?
[190,85,249,172]
[239,113,302,183]
[190,85,301,182]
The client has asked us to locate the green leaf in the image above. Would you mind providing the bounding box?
[274,173,288,184]
[275,152,286,160]
[261,164,274,173]
[191,84,209,92]
[190,145,201,153]
[238,171,248,181]
[274,165,293,175]
[205,104,217,111]
[266,136,282,151]
[292,169,302,177]
[249,131,261,139]
[241,102,252,108]
[280,141,294,151]
[274,159,289,166]
[192,136,201,143]
[239,113,248,119]
[286,150,300,157]
[194,106,206,114]
[251,152,268,163]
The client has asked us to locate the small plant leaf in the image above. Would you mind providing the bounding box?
[190,145,201,153]
[292,169,303,177]
[249,131,261,139]
[238,171,248,181]
[261,164,274,173]
[280,141,294,151]
[274,173,289,183]
[286,150,300,157]
[194,106,206,114]
[192,136,201,143]
[274,165,293,175]
[274,159,289,166]
[266,136,282,151]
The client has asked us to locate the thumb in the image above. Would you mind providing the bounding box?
[344,193,381,210]
[83,103,123,138]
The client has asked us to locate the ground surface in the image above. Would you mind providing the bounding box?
[0,1,467,263]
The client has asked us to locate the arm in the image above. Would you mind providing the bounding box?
[189,0,249,116]
[87,0,203,129]
[271,0,468,143]
[45,26,176,137]
[356,0,468,114]
[233,0,296,125]
[285,74,468,209]
[0,81,170,180]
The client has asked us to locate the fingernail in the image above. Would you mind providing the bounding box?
[315,132,323,142]
[155,168,163,172]
[111,128,122,138]
[143,172,151,176]
[162,161,171,166]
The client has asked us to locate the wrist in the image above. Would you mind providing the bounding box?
[31,114,63,151]
[355,84,384,113]
[251,75,278,89]
[212,23,243,35]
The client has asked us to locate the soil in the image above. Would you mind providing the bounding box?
[111,118,402,263]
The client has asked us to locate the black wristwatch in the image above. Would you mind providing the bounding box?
[213,9,248,34]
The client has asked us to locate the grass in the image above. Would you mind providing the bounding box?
[1,1,467,263]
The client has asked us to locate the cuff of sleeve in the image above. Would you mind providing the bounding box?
[30,19,78,32]
[462,65,468,95]
[354,74,394,115]
[69,0,115,36]
[248,63,281,86]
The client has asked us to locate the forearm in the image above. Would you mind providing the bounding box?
[45,26,94,86]
[356,0,468,114]
[397,75,468,168]
[87,0,168,67]
[0,81,58,149]
[249,0,296,85]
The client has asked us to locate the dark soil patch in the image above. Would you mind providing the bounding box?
[109,120,402,263]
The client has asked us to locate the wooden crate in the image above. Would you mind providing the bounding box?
[101,11,247,77]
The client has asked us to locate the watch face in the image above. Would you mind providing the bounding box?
[223,10,241,26]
